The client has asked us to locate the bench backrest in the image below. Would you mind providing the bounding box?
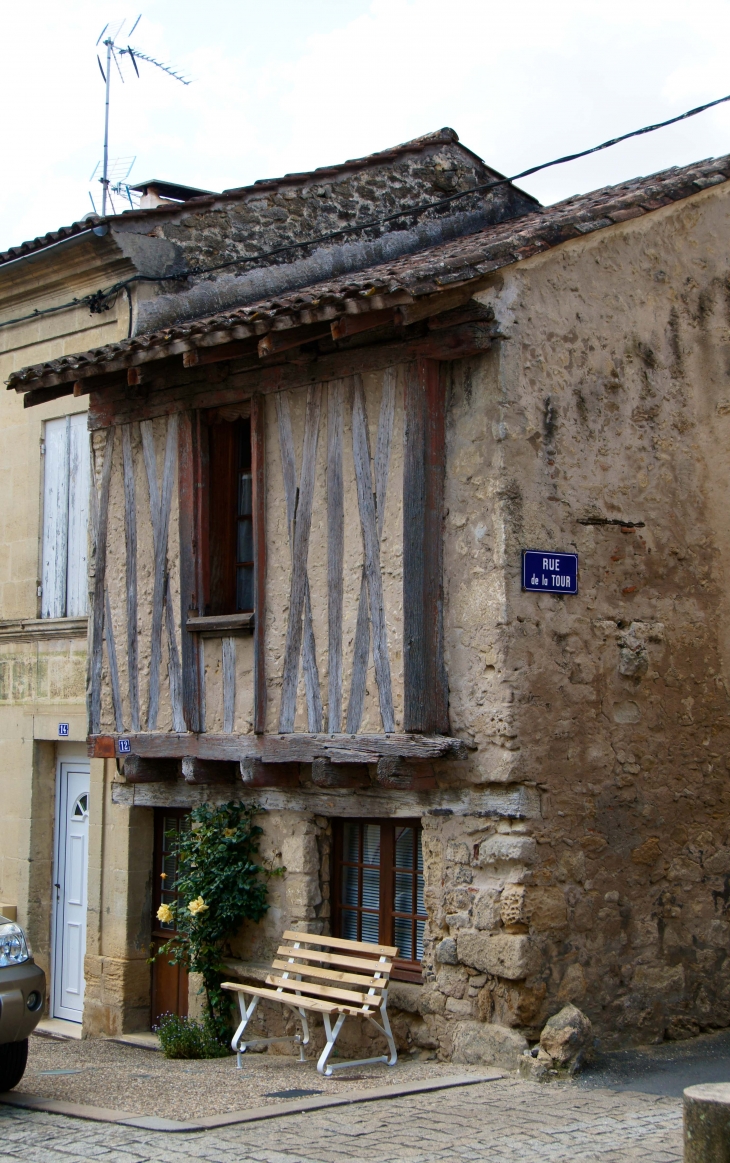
[267,930,398,1012]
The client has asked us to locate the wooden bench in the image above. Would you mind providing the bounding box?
[222,931,398,1076]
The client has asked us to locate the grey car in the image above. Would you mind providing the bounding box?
[0,913,46,1091]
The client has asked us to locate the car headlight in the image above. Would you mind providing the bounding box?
[0,923,30,966]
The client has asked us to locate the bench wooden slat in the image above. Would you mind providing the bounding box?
[221,980,367,1016]
[265,973,379,1007]
[271,959,386,989]
[282,930,397,957]
[276,945,392,974]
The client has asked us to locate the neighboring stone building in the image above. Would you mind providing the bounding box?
[5,127,730,1058]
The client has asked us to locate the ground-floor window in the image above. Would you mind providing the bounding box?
[332,819,426,982]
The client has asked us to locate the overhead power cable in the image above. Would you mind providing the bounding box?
[3,90,730,333]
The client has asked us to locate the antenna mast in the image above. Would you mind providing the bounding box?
[94,15,189,218]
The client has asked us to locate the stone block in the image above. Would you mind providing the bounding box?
[281,832,320,876]
[557,963,587,1003]
[473,888,501,930]
[446,996,475,1017]
[388,980,422,1013]
[526,886,568,931]
[436,964,468,998]
[435,937,458,965]
[452,1020,528,1069]
[540,1004,594,1072]
[704,847,730,875]
[457,930,533,980]
[476,834,536,867]
[500,885,527,927]
[634,964,685,994]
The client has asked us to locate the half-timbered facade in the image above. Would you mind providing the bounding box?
[8,129,730,1057]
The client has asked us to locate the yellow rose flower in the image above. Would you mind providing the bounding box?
[224,828,235,837]
[187,896,208,916]
[156,903,173,924]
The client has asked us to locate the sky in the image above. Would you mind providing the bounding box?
[2,0,730,252]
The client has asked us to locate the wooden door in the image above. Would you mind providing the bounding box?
[52,759,90,1021]
[151,809,189,1025]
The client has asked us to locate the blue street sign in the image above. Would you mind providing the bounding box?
[118,738,131,753]
[523,550,578,594]
[58,722,69,737]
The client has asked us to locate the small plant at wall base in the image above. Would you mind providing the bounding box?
[153,802,282,1052]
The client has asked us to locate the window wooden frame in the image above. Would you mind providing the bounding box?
[332,818,426,983]
[178,396,266,734]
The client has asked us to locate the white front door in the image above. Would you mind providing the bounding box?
[52,759,90,1022]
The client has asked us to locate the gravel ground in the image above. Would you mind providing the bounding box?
[17,1034,481,1120]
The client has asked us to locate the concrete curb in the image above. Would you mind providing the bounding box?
[0,1071,504,1132]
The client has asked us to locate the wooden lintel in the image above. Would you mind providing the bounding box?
[88,324,496,430]
[183,340,255,368]
[24,384,74,408]
[181,756,237,784]
[258,326,330,359]
[376,757,436,790]
[240,759,300,788]
[330,308,395,341]
[310,759,370,789]
[88,731,467,763]
[121,755,178,783]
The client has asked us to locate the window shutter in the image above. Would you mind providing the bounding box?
[41,414,89,619]
[41,417,70,618]
[66,413,90,617]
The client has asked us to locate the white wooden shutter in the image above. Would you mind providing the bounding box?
[41,418,70,618]
[66,413,90,617]
[41,414,89,619]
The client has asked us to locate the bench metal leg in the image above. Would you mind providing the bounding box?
[232,992,311,1067]
[232,993,261,1068]
[316,1003,398,1076]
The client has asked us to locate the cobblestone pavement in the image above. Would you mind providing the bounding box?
[0,1077,682,1163]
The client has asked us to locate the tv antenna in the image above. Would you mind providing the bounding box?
[95,16,190,217]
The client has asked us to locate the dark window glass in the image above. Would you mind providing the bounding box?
[333,819,426,982]
[207,417,254,615]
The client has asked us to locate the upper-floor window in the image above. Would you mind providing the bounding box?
[207,416,253,615]
[41,414,89,618]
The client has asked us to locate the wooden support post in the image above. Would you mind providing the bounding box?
[310,759,370,789]
[122,756,179,783]
[278,385,323,732]
[346,368,395,734]
[327,380,344,733]
[684,1084,730,1162]
[178,412,202,732]
[403,358,448,733]
[121,424,140,731]
[181,757,236,784]
[251,393,267,734]
[89,428,115,735]
[240,759,300,788]
[376,757,436,790]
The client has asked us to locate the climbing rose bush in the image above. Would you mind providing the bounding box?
[154,802,282,1045]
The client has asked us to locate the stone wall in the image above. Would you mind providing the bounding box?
[430,177,730,1049]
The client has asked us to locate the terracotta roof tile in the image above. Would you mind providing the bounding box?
[8,152,730,392]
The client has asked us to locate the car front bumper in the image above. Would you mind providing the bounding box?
[0,961,46,1042]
